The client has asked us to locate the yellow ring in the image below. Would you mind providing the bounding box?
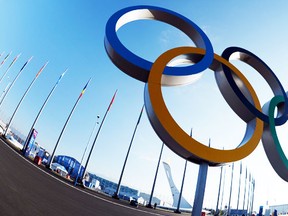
[144,47,263,165]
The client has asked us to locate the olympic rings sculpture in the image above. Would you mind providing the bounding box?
[105,5,288,181]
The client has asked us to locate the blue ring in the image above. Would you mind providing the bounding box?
[221,46,288,126]
[105,5,214,83]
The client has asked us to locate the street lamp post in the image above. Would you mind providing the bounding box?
[81,90,117,180]
[74,115,100,186]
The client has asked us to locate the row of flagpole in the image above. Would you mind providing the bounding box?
[0,52,257,214]
[22,68,68,153]
[46,77,92,168]
[4,61,48,137]
[221,161,256,215]
[103,98,257,216]
[0,52,117,183]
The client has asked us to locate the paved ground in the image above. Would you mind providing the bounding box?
[0,138,191,216]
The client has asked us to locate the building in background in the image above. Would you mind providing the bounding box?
[268,204,288,216]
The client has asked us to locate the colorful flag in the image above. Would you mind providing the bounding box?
[35,61,49,78]
[48,77,91,168]
[19,56,33,72]
[7,53,21,69]
[108,89,118,111]
[0,52,17,84]
[0,51,11,67]
[22,68,68,154]
[78,78,91,99]
[56,68,68,85]
[0,55,32,108]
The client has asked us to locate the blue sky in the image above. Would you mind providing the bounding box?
[1,0,288,212]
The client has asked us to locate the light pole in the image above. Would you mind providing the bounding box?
[74,115,100,186]
[81,90,117,179]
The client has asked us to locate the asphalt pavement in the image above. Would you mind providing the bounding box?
[0,138,190,216]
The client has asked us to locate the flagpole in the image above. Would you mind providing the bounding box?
[227,162,234,216]
[0,82,11,101]
[147,142,164,208]
[175,128,192,213]
[112,104,144,199]
[243,166,247,210]
[22,68,68,153]
[236,161,242,210]
[246,172,251,212]
[47,78,91,168]
[74,114,100,186]
[220,165,226,211]
[0,56,32,111]
[4,62,48,137]
[248,177,253,214]
[0,52,12,70]
[250,178,255,215]
[216,165,223,214]
[175,159,188,213]
[82,89,117,179]
[0,53,21,85]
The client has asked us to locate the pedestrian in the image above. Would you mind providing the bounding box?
[153,203,157,209]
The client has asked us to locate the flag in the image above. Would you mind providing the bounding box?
[136,105,144,125]
[56,68,68,85]
[0,51,11,67]
[0,52,17,84]
[107,89,117,111]
[78,78,91,99]
[35,61,49,78]
[7,53,21,69]
[19,56,33,72]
